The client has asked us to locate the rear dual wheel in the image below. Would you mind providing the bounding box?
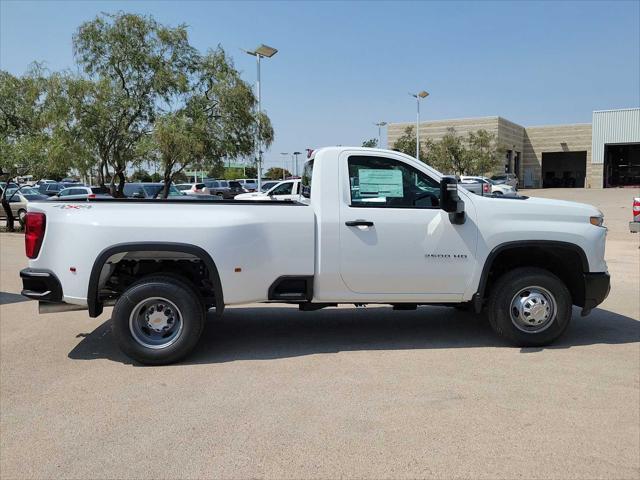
[112,275,205,365]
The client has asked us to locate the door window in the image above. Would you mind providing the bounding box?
[348,156,440,208]
[270,182,294,195]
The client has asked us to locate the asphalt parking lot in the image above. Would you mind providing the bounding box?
[1,188,638,479]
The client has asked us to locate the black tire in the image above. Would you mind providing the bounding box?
[17,209,26,227]
[111,275,205,365]
[487,267,572,347]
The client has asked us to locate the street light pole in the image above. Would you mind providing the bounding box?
[410,91,429,160]
[293,151,301,176]
[280,152,288,180]
[244,44,278,191]
[374,121,387,148]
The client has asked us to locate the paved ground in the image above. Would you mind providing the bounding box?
[1,188,638,479]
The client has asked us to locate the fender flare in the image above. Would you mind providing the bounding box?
[472,240,589,313]
[87,242,224,318]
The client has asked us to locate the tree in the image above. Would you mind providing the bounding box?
[391,126,425,160]
[425,127,471,175]
[467,129,502,176]
[152,112,204,197]
[130,168,152,182]
[264,167,291,180]
[73,12,197,196]
[0,67,64,230]
[362,138,378,148]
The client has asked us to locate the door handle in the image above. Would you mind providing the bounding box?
[345,220,374,227]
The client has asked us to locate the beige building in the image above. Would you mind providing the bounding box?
[387,108,639,189]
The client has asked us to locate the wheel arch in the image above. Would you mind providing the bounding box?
[473,240,588,313]
[87,242,224,318]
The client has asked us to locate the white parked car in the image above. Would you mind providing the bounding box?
[54,186,111,200]
[234,179,301,201]
[21,146,609,364]
[235,178,258,192]
[176,183,210,195]
[461,176,517,196]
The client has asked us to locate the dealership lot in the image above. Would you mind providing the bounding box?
[1,188,638,479]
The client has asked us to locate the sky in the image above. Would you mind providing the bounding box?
[1,0,639,171]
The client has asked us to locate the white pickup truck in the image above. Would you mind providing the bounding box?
[21,147,610,364]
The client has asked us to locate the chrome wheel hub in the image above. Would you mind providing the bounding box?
[510,286,557,333]
[129,297,183,349]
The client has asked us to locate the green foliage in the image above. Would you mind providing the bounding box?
[362,138,378,148]
[394,125,502,176]
[264,167,291,180]
[130,168,152,182]
[391,126,426,159]
[152,112,204,197]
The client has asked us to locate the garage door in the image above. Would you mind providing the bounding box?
[541,151,587,188]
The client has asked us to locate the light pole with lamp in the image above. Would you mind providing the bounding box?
[410,90,429,160]
[280,152,288,180]
[243,44,278,192]
[293,151,301,176]
[374,121,387,148]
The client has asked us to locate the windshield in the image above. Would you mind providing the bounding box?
[143,185,183,197]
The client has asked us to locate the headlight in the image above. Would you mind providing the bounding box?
[590,215,604,227]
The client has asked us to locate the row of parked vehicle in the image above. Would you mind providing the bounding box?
[1,177,305,226]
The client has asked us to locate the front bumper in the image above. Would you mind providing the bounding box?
[20,268,63,302]
[581,272,611,316]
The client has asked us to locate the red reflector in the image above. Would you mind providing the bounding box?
[25,212,46,259]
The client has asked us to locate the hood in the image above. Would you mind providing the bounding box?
[235,192,267,200]
[469,192,602,221]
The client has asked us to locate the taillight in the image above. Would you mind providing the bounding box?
[88,193,96,199]
[633,199,640,217]
[25,212,46,259]
[483,184,490,194]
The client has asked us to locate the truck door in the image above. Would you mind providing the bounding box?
[338,153,477,297]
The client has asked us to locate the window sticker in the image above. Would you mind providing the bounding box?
[358,169,404,198]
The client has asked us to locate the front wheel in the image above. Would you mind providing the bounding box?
[487,267,572,347]
[111,275,205,365]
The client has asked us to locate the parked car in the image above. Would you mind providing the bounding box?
[260,181,280,192]
[176,183,210,195]
[630,197,640,233]
[235,178,258,192]
[458,177,489,196]
[202,179,233,198]
[0,187,47,226]
[227,181,248,197]
[460,176,517,196]
[35,179,56,186]
[0,181,19,196]
[22,146,610,364]
[234,179,302,201]
[54,186,112,200]
[38,182,63,197]
[123,183,185,199]
[491,173,519,189]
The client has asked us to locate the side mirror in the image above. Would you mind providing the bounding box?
[440,176,465,225]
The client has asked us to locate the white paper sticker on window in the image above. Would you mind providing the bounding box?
[359,169,403,198]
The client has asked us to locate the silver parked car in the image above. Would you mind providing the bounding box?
[0,187,47,226]
[491,173,519,189]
